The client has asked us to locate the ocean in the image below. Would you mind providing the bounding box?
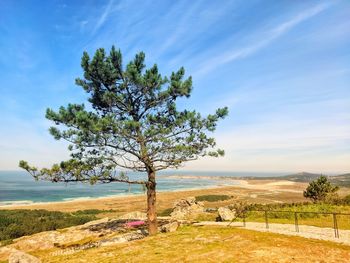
[0,170,284,206]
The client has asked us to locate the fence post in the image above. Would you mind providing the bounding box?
[294,212,299,232]
[333,213,339,238]
[265,210,269,229]
[243,211,246,227]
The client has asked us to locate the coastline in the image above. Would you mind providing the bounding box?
[0,179,244,208]
[0,179,309,212]
[0,171,244,207]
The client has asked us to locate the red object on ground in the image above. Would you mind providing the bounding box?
[125,220,145,228]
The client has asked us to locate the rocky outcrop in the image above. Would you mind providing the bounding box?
[9,250,41,263]
[51,230,148,256]
[217,207,236,221]
[160,221,179,233]
[118,211,147,220]
[170,197,204,220]
[1,215,181,262]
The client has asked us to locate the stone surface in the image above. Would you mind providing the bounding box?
[160,221,179,233]
[218,207,236,221]
[100,230,146,247]
[9,250,41,263]
[1,216,153,262]
[170,197,204,220]
[118,211,147,220]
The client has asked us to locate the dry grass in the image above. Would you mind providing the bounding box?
[238,214,350,230]
[33,226,350,263]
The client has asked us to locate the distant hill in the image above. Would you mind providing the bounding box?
[329,173,350,187]
[244,172,350,187]
[280,172,323,182]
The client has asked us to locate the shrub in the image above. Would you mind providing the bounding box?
[72,209,115,215]
[0,209,98,242]
[195,195,232,202]
[303,176,339,202]
[343,195,350,204]
[228,201,248,217]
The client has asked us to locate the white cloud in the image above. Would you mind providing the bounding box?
[183,97,350,173]
[193,3,331,77]
[92,0,114,35]
[0,117,70,170]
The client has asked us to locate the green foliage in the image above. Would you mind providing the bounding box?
[0,209,98,242]
[195,195,232,202]
[19,46,228,185]
[158,208,173,217]
[226,202,350,223]
[228,201,249,217]
[72,209,115,215]
[303,176,339,202]
[343,195,350,204]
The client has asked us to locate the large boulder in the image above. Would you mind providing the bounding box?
[218,207,236,221]
[118,211,147,220]
[160,221,179,233]
[170,197,204,220]
[9,251,41,263]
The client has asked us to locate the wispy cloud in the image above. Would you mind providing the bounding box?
[185,104,350,173]
[1,0,348,173]
[92,0,114,35]
[193,3,331,77]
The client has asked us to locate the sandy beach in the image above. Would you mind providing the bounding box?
[1,179,309,213]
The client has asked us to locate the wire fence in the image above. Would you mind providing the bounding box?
[229,210,350,238]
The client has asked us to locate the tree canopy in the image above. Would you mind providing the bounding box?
[20,46,228,234]
[303,176,339,202]
[20,46,227,183]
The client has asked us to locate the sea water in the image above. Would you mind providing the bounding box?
[0,170,283,205]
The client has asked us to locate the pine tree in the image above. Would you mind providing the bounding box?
[19,46,228,235]
[303,176,339,202]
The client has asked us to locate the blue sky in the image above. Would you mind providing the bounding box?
[0,0,349,173]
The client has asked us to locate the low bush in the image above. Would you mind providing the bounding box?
[195,195,232,202]
[72,209,116,215]
[0,209,100,243]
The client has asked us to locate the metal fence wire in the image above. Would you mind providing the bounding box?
[228,210,350,238]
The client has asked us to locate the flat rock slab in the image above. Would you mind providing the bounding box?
[9,250,41,263]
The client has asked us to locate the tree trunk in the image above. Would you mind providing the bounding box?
[147,170,157,235]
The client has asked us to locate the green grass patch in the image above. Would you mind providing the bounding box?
[0,209,103,243]
[195,195,232,202]
[233,203,350,230]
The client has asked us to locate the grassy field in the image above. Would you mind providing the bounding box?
[157,200,350,230]
[236,203,350,230]
[32,226,350,263]
[190,203,350,230]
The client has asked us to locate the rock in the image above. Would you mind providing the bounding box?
[118,211,147,220]
[170,197,204,220]
[100,230,147,247]
[79,217,110,228]
[218,207,236,221]
[160,221,179,233]
[9,251,41,263]
[205,208,218,213]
